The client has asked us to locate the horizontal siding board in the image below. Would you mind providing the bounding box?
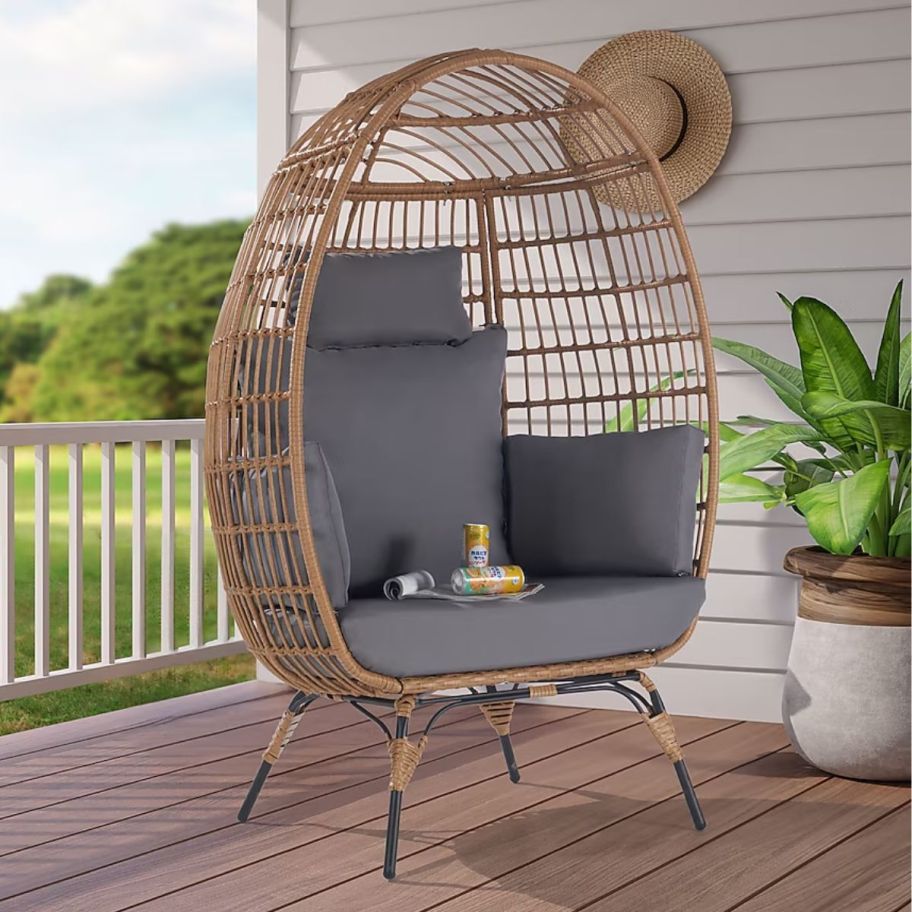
[674,619,794,670]
[544,665,786,721]
[710,523,813,575]
[290,0,906,65]
[704,573,800,623]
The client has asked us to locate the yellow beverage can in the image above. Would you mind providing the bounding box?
[463,523,490,568]
[451,565,525,595]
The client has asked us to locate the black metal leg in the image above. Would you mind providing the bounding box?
[498,733,521,783]
[237,692,314,823]
[674,758,706,831]
[383,714,409,881]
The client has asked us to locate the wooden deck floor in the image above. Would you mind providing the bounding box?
[0,681,908,912]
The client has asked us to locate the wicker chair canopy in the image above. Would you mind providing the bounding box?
[206,48,718,699]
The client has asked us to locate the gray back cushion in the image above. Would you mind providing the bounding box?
[297,247,473,348]
[232,441,350,608]
[304,326,509,596]
[504,425,705,577]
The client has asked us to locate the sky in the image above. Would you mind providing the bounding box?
[0,0,256,309]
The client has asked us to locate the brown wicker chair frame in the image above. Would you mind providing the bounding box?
[205,49,719,879]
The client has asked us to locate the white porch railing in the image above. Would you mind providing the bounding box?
[0,420,245,700]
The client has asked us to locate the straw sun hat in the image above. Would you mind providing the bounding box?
[565,30,732,212]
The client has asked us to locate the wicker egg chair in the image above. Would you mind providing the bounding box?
[205,48,718,879]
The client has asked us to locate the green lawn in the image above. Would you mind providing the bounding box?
[1,444,254,735]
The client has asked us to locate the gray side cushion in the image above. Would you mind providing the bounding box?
[294,246,473,348]
[504,425,705,577]
[304,326,509,596]
[337,576,705,677]
[231,441,351,608]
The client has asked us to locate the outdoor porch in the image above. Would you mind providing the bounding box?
[0,680,907,912]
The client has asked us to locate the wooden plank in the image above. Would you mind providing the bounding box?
[256,721,781,912]
[735,804,911,912]
[67,444,84,671]
[33,445,50,678]
[0,698,375,825]
[0,446,13,685]
[100,441,116,665]
[132,715,730,912]
[0,704,586,908]
[217,568,230,642]
[0,681,286,760]
[581,780,910,912]
[0,688,295,788]
[160,439,176,653]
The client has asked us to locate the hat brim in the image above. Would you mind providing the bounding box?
[569,30,732,211]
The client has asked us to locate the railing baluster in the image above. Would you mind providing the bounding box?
[132,441,147,659]
[160,440,176,653]
[34,445,50,677]
[100,441,116,665]
[1,446,15,684]
[217,568,229,642]
[189,438,204,648]
[68,443,84,671]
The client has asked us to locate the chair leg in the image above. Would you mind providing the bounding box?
[237,692,315,822]
[639,673,706,831]
[480,697,521,783]
[384,696,427,880]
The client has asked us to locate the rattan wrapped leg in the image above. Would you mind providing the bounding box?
[638,673,706,831]
[238,692,315,822]
[480,699,521,783]
[384,696,426,880]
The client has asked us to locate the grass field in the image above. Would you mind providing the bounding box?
[1,444,254,735]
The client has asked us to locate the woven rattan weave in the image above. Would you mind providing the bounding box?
[205,49,719,879]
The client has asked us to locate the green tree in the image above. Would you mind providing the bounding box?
[33,220,246,421]
[0,274,92,408]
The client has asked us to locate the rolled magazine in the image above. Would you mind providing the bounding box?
[383,570,543,603]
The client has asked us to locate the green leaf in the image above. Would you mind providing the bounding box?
[874,280,904,406]
[719,423,822,481]
[889,506,911,537]
[794,460,891,554]
[712,337,807,418]
[791,297,875,400]
[604,372,684,432]
[802,391,911,452]
[783,458,835,500]
[899,332,911,410]
[719,474,786,504]
[776,292,794,312]
[718,422,745,443]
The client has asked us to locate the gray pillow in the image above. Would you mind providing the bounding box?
[304,326,509,596]
[504,426,705,577]
[295,246,473,348]
[232,441,350,607]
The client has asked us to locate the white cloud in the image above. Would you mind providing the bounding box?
[0,0,257,307]
[0,0,255,117]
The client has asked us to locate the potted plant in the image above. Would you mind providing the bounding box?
[713,281,910,781]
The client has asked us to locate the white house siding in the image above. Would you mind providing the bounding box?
[256,0,912,720]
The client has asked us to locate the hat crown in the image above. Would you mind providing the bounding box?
[606,75,684,160]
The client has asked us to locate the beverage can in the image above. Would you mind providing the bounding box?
[463,523,490,568]
[451,565,525,595]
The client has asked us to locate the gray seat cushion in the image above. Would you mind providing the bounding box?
[232,442,350,608]
[338,576,705,677]
[295,246,473,348]
[504,426,705,577]
[304,326,509,596]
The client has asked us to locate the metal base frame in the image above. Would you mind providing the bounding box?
[236,672,706,880]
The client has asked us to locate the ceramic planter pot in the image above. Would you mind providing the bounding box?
[782,546,911,781]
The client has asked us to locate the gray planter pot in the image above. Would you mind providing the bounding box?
[783,546,911,782]
[783,616,911,780]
